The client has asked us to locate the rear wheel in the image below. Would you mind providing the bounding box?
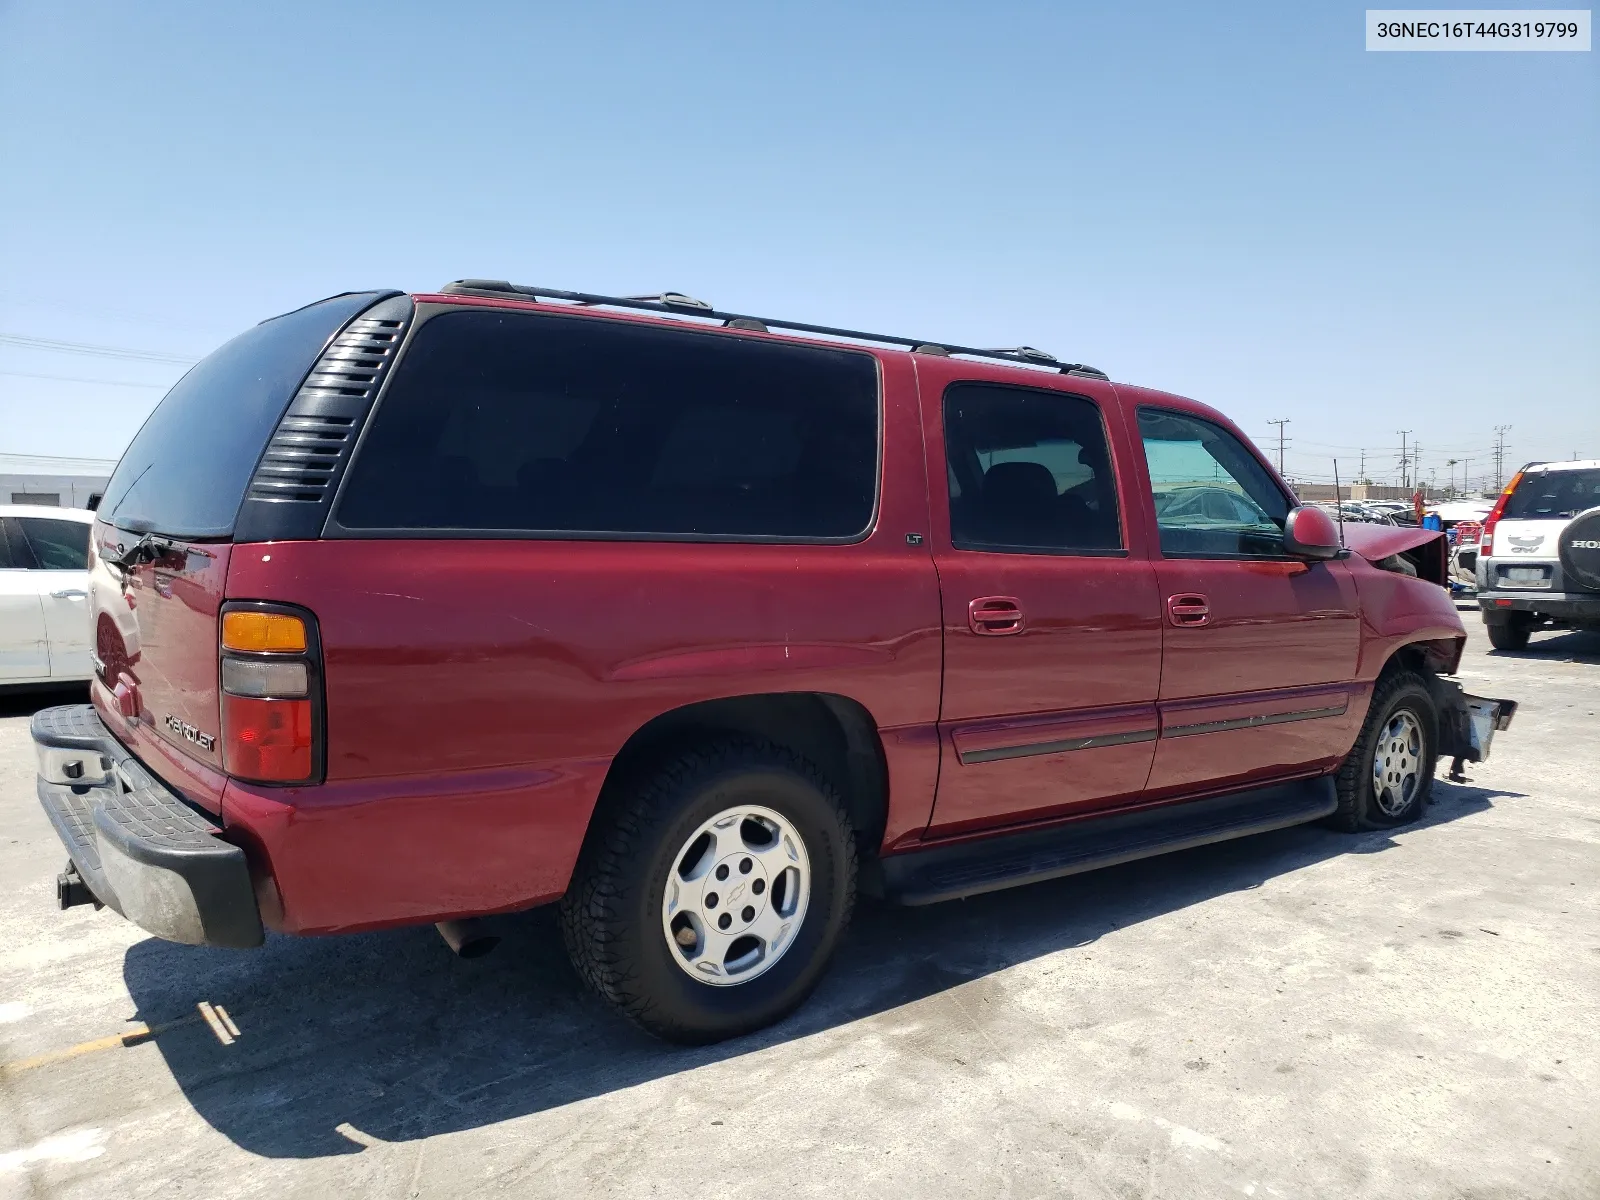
[1329,669,1439,832]
[559,738,856,1044]
[1487,615,1533,651]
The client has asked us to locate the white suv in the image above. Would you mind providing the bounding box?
[1477,460,1600,650]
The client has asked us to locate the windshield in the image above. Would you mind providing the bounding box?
[1503,468,1600,521]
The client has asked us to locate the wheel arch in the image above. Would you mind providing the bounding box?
[1381,636,1462,681]
[589,691,891,862]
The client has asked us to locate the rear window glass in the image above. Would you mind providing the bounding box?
[335,309,880,540]
[1503,468,1600,521]
[98,292,384,539]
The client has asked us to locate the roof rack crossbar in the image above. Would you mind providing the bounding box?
[437,280,1108,380]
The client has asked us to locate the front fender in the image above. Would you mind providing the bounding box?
[1349,554,1467,680]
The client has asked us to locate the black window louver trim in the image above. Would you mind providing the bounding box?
[233,293,413,541]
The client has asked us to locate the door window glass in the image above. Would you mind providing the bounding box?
[1138,408,1290,557]
[942,383,1122,553]
[336,309,880,540]
[13,518,90,570]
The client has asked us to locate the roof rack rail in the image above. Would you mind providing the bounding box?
[436,280,1108,380]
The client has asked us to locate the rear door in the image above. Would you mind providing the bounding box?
[0,520,50,681]
[919,364,1163,835]
[1132,405,1361,795]
[9,514,93,678]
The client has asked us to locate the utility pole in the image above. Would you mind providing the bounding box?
[1493,425,1512,491]
[1358,448,1367,484]
[1266,419,1290,474]
[1397,430,1413,490]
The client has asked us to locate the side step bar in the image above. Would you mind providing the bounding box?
[883,777,1337,906]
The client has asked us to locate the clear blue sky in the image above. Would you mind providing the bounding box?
[2,2,1595,492]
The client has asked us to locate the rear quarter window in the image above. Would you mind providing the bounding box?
[334,309,881,541]
[98,292,389,539]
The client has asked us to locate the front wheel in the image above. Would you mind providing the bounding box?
[1328,669,1439,832]
[559,739,856,1044]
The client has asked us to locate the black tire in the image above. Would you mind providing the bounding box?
[1328,669,1439,832]
[1486,617,1532,652]
[559,738,856,1044]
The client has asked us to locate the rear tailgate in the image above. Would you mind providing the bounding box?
[90,527,232,811]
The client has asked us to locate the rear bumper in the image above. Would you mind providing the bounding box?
[1477,590,1600,623]
[31,705,263,949]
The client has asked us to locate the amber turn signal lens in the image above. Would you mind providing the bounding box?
[222,610,307,653]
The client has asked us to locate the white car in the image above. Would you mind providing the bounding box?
[0,505,94,686]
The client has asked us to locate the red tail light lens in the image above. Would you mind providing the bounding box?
[222,695,313,781]
[1481,471,1522,556]
[220,602,321,784]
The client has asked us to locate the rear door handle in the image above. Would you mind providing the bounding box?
[969,596,1025,636]
[1167,593,1210,627]
[49,589,88,599]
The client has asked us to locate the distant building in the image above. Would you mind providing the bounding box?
[1288,481,1442,504]
[0,453,118,510]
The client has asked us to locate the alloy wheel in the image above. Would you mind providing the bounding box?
[660,804,810,986]
[1372,710,1423,816]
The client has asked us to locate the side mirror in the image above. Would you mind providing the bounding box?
[1284,505,1342,560]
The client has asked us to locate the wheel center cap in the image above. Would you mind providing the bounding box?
[703,853,769,935]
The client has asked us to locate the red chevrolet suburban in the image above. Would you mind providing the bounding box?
[32,282,1514,1042]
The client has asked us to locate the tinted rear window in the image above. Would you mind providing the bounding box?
[335,309,880,540]
[1504,468,1600,521]
[98,292,386,538]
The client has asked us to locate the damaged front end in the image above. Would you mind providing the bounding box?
[1431,678,1518,779]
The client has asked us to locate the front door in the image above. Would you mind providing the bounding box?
[922,369,1163,836]
[1133,407,1361,795]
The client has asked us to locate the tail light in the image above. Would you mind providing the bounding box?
[1480,472,1522,557]
[220,603,322,784]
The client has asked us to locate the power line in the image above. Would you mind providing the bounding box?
[0,369,170,388]
[0,332,198,365]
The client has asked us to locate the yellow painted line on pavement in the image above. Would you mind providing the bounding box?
[0,1012,206,1077]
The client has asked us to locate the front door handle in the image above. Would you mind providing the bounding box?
[969,596,1025,636]
[1167,593,1210,627]
[49,588,88,600]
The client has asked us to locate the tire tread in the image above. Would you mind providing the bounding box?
[558,737,856,1042]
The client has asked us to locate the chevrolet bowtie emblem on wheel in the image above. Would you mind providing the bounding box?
[164,714,216,752]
